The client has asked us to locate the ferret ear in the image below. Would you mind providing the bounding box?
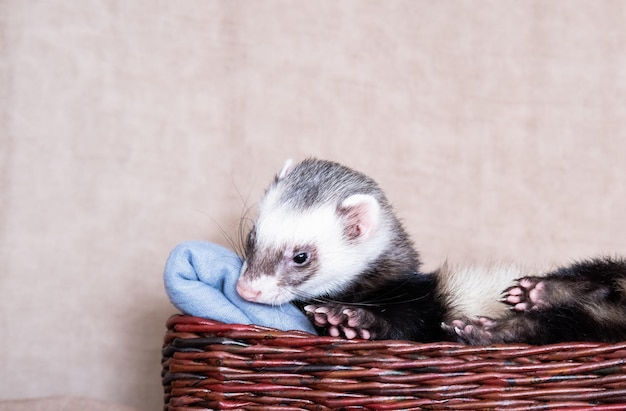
[338,194,381,241]
[277,159,294,180]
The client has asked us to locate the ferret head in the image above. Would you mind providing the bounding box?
[236,158,397,305]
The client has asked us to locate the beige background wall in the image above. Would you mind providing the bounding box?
[2,1,626,410]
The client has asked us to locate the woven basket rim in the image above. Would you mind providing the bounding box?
[163,314,626,411]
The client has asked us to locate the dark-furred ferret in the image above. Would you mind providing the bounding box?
[236,158,626,344]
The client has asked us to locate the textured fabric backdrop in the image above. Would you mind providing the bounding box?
[2,1,626,410]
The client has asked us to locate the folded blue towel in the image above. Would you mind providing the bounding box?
[163,241,317,334]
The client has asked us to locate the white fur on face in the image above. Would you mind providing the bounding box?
[238,195,391,305]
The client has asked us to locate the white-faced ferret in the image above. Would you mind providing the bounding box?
[235,158,626,345]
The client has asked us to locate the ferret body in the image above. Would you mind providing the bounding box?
[236,158,626,344]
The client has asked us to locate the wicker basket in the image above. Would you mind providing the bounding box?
[162,314,626,410]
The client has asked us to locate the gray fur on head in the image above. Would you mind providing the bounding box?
[272,158,390,212]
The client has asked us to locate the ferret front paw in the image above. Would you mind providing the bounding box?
[303,304,376,340]
[442,317,497,345]
[501,277,549,311]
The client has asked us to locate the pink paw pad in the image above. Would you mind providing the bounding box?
[501,277,548,312]
[303,305,373,340]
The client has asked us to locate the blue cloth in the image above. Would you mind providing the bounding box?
[163,241,316,334]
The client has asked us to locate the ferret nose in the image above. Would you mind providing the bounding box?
[236,282,261,302]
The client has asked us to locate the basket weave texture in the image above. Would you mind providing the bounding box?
[162,314,626,410]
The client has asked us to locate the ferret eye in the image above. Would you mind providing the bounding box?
[244,227,256,256]
[292,252,309,266]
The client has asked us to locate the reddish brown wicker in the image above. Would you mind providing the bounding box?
[162,314,626,410]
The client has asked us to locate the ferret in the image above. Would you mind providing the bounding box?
[236,158,626,344]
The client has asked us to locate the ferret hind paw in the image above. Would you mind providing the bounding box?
[501,277,549,311]
[442,317,497,345]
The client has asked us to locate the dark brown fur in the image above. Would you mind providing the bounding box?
[446,257,626,344]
